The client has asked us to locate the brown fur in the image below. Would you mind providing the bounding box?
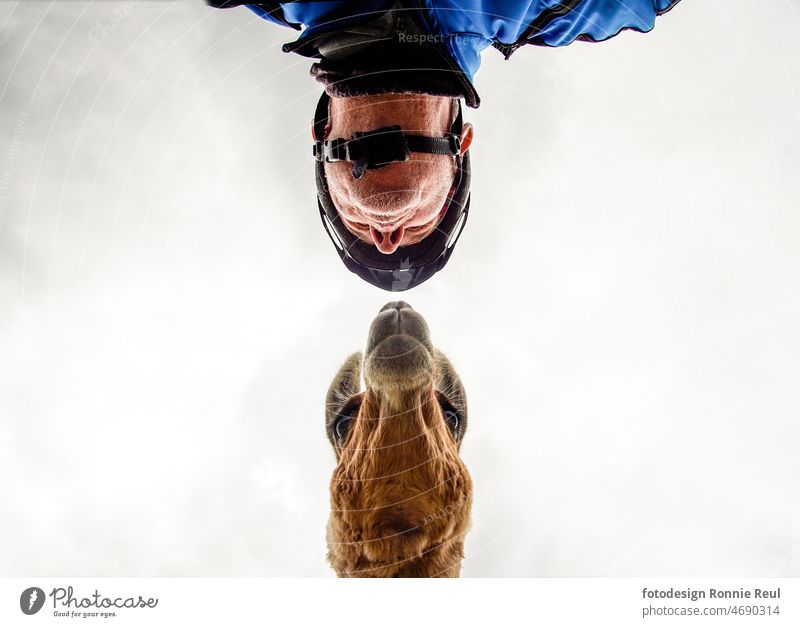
[325,305,472,577]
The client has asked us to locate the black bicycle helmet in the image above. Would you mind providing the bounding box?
[313,92,471,291]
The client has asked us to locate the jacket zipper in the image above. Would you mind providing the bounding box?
[494,0,585,58]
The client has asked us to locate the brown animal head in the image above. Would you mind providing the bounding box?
[325,301,472,577]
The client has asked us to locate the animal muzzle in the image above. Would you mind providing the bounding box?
[364,301,435,391]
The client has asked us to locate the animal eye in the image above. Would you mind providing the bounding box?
[334,416,352,446]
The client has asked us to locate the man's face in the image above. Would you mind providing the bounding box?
[323,123,474,255]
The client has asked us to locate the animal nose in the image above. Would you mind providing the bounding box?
[380,301,413,313]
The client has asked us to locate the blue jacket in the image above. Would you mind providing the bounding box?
[211,1,680,84]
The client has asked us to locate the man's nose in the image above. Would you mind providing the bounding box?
[370,225,405,254]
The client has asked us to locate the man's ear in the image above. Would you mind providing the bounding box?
[311,120,332,141]
[311,98,333,140]
[459,122,474,154]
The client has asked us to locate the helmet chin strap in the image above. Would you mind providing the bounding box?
[312,93,463,179]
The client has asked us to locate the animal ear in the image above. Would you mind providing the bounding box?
[326,352,363,429]
[434,349,468,435]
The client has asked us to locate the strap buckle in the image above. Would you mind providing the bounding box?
[313,126,411,178]
[448,134,462,155]
[313,138,348,162]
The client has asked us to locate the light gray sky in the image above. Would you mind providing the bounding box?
[0,1,798,577]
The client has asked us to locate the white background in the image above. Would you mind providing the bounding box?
[0,1,798,577]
